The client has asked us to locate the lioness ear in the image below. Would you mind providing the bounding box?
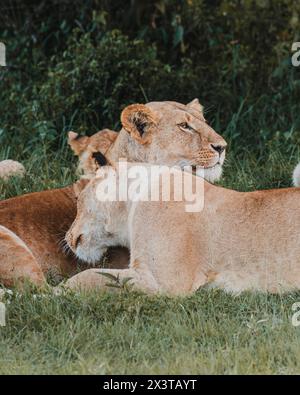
[68,131,89,155]
[187,98,204,114]
[73,179,90,198]
[121,104,157,144]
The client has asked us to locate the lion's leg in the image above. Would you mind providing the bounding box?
[61,267,159,294]
[0,226,46,287]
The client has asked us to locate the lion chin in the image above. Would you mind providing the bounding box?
[75,245,107,266]
[203,164,223,183]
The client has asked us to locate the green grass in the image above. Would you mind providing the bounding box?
[1,288,300,374]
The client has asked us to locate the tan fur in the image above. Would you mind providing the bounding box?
[0,99,226,287]
[0,186,130,287]
[0,160,25,181]
[0,226,45,287]
[107,100,227,183]
[68,129,118,176]
[64,163,300,295]
[0,187,78,287]
[69,100,227,182]
[0,131,122,287]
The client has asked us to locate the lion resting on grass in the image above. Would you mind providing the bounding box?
[0,99,227,287]
[64,162,300,295]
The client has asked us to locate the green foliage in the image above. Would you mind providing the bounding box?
[38,29,197,132]
[0,0,300,162]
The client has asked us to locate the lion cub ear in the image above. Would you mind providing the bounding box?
[73,178,90,198]
[186,98,205,120]
[68,131,90,155]
[121,104,157,144]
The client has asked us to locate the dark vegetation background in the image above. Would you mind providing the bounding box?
[1,2,300,374]
[0,0,300,194]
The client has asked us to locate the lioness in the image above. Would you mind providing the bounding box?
[70,99,226,182]
[68,128,118,177]
[64,162,300,295]
[0,99,227,287]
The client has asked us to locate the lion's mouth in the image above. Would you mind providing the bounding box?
[191,162,221,175]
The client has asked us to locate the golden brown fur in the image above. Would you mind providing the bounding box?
[0,185,130,287]
[68,129,118,176]
[64,163,300,295]
[0,187,77,286]
[106,100,227,183]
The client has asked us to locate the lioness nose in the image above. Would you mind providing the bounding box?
[211,144,226,155]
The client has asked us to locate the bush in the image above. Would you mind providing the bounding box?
[38,29,200,133]
[0,0,299,161]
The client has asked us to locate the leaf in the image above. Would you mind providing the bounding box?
[121,277,133,286]
[105,283,122,289]
[173,25,184,47]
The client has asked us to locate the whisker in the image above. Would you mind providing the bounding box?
[57,236,73,257]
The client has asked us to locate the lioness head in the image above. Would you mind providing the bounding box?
[67,172,126,264]
[115,99,227,182]
[68,129,118,177]
[69,99,227,183]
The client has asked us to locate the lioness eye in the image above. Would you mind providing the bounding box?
[178,122,194,132]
